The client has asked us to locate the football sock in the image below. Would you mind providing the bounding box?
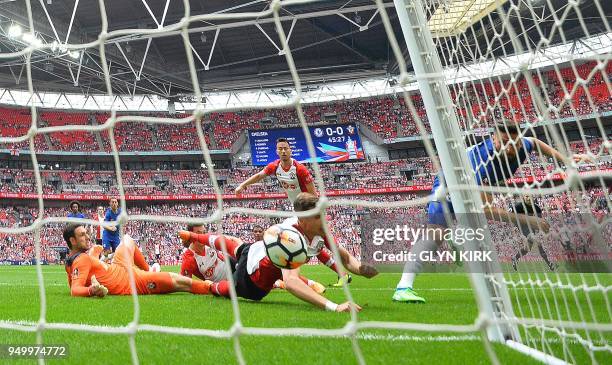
[190,280,211,295]
[396,238,438,289]
[211,281,231,298]
[211,236,240,257]
[317,250,345,276]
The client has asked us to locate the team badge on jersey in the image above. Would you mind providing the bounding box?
[289,172,297,180]
[72,268,79,280]
[306,236,326,257]
[147,282,157,290]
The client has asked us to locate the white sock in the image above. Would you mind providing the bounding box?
[396,238,439,290]
[397,273,417,290]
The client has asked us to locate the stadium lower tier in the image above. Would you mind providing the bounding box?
[1,149,610,198]
[1,190,608,267]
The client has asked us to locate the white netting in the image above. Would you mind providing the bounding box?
[0,0,610,364]
[410,0,611,363]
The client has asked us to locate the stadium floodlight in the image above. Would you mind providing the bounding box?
[21,32,42,47]
[7,24,22,38]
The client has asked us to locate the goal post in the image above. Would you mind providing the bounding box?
[390,0,611,363]
[391,0,520,345]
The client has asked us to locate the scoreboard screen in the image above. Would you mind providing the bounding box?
[248,123,365,166]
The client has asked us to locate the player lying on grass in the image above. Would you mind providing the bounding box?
[179,223,326,294]
[235,137,351,287]
[510,195,556,271]
[63,224,212,297]
[393,121,593,303]
[254,222,351,288]
[179,193,378,312]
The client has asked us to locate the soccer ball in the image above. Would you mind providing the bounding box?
[263,225,308,269]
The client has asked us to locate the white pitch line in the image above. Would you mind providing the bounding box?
[0,283,66,287]
[0,320,608,346]
[0,283,474,290]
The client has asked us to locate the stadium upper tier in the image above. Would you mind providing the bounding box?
[1,140,609,199]
[1,62,610,152]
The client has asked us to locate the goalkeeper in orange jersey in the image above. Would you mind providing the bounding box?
[63,224,212,297]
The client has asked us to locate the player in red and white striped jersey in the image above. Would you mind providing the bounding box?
[178,193,377,312]
[179,223,326,294]
[235,138,350,286]
[90,206,112,247]
[235,138,316,204]
[180,224,234,283]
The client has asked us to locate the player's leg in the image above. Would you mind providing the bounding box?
[179,231,242,258]
[393,200,449,303]
[87,244,104,259]
[317,250,351,287]
[133,270,212,295]
[273,275,326,294]
[210,280,232,298]
[112,235,150,271]
[219,243,269,301]
[536,243,556,271]
[511,245,531,271]
[101,237,113,262]
[168,272,212,294]
[511,225,534,271]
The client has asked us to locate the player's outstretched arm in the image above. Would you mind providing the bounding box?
[531,137,594,164]
[282,267,361,312]
[336,246,378,278]
[235,171,267,195]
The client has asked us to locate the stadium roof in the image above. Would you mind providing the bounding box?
[0,0,608,100]
[427,0,508,37]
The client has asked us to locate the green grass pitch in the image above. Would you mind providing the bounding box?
[0,265,609,364]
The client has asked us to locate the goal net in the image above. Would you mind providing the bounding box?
[387,0,611,364]
[0,0,609,364]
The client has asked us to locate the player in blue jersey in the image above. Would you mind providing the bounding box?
[67,201,86,219]
[102,197,122,260]
[393,122,592,303]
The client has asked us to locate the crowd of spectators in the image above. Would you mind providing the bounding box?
[0,185,608,266]
[2,62,610,152]
[1,134,608,196]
